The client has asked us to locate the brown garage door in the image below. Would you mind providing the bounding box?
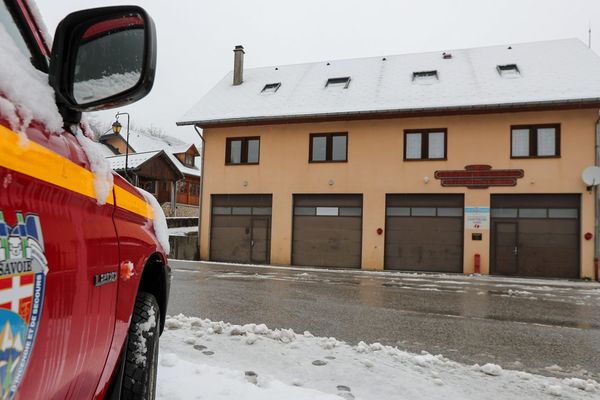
[491,194,579,279]
[385,194,464,272]
[210,194,272,264]
[292,194,362,268]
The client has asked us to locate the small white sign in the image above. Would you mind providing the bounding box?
[465,207,490,230]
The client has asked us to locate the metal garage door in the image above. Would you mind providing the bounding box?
[292,194,362,268]
[385,194,464,272]
[210,194,272,264]
[491,194,580,279]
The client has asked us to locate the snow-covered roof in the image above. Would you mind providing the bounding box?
[124,131,195,155]
[178,38,600,127]
[166,153,201,177]
[106,150,161,170]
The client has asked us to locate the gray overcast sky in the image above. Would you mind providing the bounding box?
[37,0,600,144]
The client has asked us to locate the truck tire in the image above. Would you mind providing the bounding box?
[121,291,161,400]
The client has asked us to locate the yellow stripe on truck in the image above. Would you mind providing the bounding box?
[114,185,154,220]
[0,124,153,220]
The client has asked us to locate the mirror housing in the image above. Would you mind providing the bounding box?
[49,6,156,113]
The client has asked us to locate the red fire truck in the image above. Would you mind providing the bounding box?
[0,1,169,399]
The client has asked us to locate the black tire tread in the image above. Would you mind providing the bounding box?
[121,291,160,400]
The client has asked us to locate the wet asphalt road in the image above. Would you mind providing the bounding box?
[167,261,600,380]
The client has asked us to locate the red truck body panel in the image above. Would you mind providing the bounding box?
[0,1,167,399]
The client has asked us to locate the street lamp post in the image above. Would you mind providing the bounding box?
[112,112,131,182]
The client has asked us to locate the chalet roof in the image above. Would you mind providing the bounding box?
[178,38,600,127]
[105,150,185,180]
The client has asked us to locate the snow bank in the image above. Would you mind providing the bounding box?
[159,314,600,400]
[0,24,62,137]
[136,187,170,253]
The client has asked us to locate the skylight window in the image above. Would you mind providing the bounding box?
[326,77,351,89]
[497,64,520,78]
[261,82,281,93]
[412,70,438,85]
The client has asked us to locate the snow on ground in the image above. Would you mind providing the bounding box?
[157,314,599,400]
[168,226,198,237]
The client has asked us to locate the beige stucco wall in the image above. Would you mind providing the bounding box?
[199,109,598,278]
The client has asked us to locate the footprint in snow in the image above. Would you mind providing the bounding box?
[312,360,327,366]
[325,356,336,360]
[193,344,207,351]
[245,371,258,384]
[336,385,351,392]
[338,393,355,399]
[202,351,215,356]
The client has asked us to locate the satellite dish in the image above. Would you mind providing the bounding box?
[582,166,600,186]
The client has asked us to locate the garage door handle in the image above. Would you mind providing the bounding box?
[513,246,518,255]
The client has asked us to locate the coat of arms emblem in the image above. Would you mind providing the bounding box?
[0,211,48,400]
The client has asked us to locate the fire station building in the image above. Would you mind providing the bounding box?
[178,39,600,279]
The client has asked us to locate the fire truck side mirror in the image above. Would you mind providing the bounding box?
[49,5,157,113]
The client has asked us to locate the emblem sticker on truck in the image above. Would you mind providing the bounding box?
[0,211,48,400]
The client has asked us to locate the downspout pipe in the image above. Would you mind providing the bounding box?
[194,125,206,260]
[595,116,600,280]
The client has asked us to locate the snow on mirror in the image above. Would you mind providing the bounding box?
[73,14,145,104]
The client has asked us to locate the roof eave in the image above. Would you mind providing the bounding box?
[177,98,600,129]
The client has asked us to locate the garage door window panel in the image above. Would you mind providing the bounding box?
[548,208,577,219]
[232,207,252,215]
[309,133,348,162]
[252,207,272,215]
[519,208,547,218]
[226,137,261,165]
[316,207,338,216]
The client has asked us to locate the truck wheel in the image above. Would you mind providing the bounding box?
[121,292,161,400]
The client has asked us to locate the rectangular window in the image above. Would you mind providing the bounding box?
[261,82,281,93]
[325,77,351,89]
[309,133,348,162]
[518,208,547,218]
[404,129,447,160]
[316,207,339,216]
[294,207,316,216]
[213,207,231,215]
[497,64,520,78]
[412,70,438,84]
[184,153,195,166]
[226,137,260,164]
[386,207,411,216]
[511,125,560,158]
[491,208,518,218]
[142,181,157,194]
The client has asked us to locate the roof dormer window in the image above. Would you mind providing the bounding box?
[261,82,281,93]
[326,77,351,89]
[497,64,520,78]
[412,70,438,84]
